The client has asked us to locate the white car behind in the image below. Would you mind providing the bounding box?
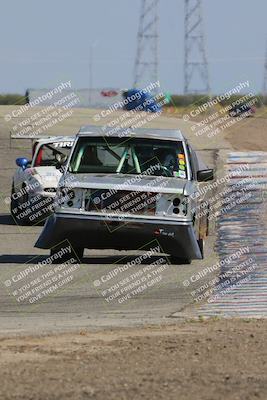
[10,136,74,225]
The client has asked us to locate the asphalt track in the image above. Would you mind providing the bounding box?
[0,106,229,335]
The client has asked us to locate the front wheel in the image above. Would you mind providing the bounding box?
[170,256,191,265]
[198,239,204,259]
[10,184,19,220]
[10,183,31,225]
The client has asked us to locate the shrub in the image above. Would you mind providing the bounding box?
[0,94,27,105]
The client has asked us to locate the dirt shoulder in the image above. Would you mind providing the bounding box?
[225,114,267,151]
[1,319,266,400]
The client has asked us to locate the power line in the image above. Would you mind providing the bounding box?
[184,0,210,94]
[133,0,159,90]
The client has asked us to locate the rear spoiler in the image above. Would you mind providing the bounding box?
[10,132,75,160]
[9,132,54,149]
[10,133,55,159]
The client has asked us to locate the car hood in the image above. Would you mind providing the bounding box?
[61,173,197,196]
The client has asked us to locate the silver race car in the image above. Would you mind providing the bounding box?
[35,126,213,264]
[11,135,74,225]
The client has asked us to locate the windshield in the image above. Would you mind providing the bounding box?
[69,137,188,179]
[34,141,73,167]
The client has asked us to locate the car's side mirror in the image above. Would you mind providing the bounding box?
[197,169,214,182]
[16,157,29,170]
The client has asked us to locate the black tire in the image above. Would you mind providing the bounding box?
[71,247,84,262]
[18,188,31,225]
[50,245,84,264]
[10,184,19,219]
[170,256,191,265]
[198,239,204,259]
[10,184,31,225]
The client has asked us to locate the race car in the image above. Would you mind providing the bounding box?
[10,135,74,225]
[35,125,214,264]
[122,88,162,113]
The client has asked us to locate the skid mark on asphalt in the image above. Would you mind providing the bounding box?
[196,152,267,317]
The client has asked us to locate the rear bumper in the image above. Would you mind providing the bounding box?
[35,212,202,259]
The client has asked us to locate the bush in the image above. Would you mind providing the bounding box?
[165,94,210,108]
[0,94,27,105]
[164,94,263,109]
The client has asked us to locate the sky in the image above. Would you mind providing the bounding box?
[0,0,266,95]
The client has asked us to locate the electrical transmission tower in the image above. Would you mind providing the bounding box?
[184,0,210,94]
[134,0,159,90]
[263,40,267,95]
